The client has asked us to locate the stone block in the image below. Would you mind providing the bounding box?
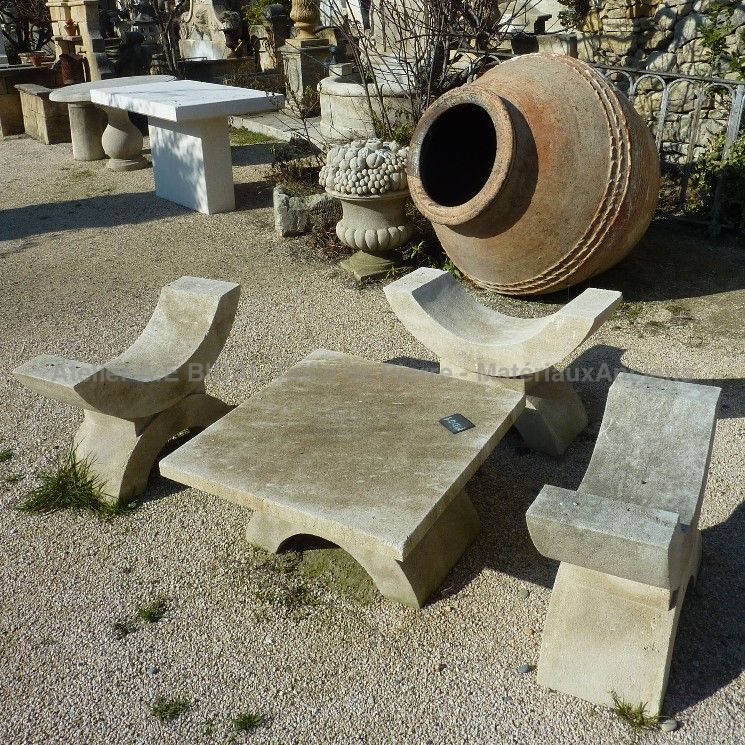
[16,83,71,144]
[0,91,23,136]
[273,185,340,237]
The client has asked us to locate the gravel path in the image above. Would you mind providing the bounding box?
[0,135,743,745]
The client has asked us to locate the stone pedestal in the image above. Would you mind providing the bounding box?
[68,101,107,159]
[47,0,115,81]
[280,38,330,115]
[99,105,148,170]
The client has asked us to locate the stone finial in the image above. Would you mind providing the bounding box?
[13,277,241,503]
[290,0,320,40]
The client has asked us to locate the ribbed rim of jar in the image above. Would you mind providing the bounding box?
[407,87,515,227]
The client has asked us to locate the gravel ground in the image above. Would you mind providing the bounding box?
[0,134,743,745]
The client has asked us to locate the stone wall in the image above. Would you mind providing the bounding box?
[568,0,745,162]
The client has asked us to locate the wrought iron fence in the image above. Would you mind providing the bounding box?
[593,63,745,235]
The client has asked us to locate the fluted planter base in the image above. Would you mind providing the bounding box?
[328,188,413,280]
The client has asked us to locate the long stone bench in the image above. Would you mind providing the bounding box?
[0,64,58,137]
[384,267,622,455]
[13,277,241,503]
[16,83,71,144]
[526,372,720,712]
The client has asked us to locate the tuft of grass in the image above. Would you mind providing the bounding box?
[610,691,660,730]
[151,696,190,722]
[138,597,169,624]
[234,712,265,732]
[229,127,278,146]
[112,619,139,639]
[15,447,124,516]
[3,473,22,485]
[0,447,13,462]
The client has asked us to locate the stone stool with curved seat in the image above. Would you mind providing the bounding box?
[13,276,241,503]
[384,267,622,455]
[526,372,720,712]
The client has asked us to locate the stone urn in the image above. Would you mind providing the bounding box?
[320,139,414,281]
[406,53,660,295]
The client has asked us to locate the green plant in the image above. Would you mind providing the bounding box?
[700,3,745,78]
[112,619,139,640]
[689,131,745,228]
[229,127,278,146]
[557,0,592,31]
[137,597,169,624]
[151,696,190,722]
[610,691,660,730]
[243,0,290,28]
[0,447,13,462]
[3,474,22,485]
[234,712,265,731]
[15,447,125,516]
[270,143,324,196]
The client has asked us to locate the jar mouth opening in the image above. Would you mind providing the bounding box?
[407,90,515,226]
[419,103,498,207]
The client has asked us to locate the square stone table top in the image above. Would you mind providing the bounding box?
[89,80,284,123]
[49,75,176,104]
[160,350,525,562]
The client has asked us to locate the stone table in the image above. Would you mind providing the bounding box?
[49,75,176,166]
[160,350,525,607]
[90,80,284,213]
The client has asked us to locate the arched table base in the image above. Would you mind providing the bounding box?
[245,489,481,608]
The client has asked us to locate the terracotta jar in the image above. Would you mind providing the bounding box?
[407,53,660,295]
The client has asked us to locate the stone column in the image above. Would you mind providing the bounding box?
[280,0,329,115]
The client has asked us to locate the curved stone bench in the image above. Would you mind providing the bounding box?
[13,276,241,503]
[526,372,720,712]
[384,267,622,455]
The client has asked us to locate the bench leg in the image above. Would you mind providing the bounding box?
[440,361,587,456]
[147,115,235,214]
[536,546,700,714]
[245,489,481,608]
[74,392,231,504]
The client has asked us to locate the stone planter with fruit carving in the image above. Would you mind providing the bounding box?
[320,139,413,281]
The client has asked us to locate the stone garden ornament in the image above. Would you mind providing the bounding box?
[385,268,622,455]
[406,53,660,295]
[321,138,414,281]
[13,277,241,503]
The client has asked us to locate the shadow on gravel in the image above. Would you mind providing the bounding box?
[665,501,745,713]
[231,143,276,168]
[234,178,274,212]
[497,218,744,308]
[0,191,189,242]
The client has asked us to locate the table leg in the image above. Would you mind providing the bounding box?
[147,115,235,214]
[68,101,107,161]
[244,489,480,608]
[100,105,148,171]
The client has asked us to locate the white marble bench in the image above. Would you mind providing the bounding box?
[526,372,720,712]
[49,75,175,166]
[90,80,284,213]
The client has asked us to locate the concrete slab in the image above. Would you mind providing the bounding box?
[160,349,525,606]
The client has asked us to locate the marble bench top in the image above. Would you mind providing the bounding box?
[160,350,524,562]
[89,80,284,122]
[49,75,176,103]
